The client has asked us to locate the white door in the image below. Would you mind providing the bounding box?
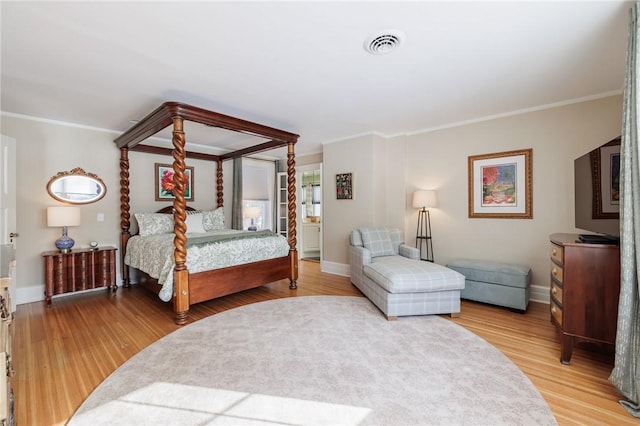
[0,135,17,312]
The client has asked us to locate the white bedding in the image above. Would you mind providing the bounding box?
[124,229,290,302]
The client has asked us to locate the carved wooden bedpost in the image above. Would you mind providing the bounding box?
[287,141,298,289]
[216,160,224,208]
[119,147,131,288]
[171,117,189,325]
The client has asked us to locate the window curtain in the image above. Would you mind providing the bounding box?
[231,158,243,230]
[609,2,640,417]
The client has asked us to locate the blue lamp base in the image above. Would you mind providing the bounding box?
[55,226,75,253]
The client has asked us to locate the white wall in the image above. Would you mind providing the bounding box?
[322,133,406,274]
[1,115,122,303]
[1,114,224,304]
[320,95,622,301]
[2,94,623,305]
[405,95,623,296]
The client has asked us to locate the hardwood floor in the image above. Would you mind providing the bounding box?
[13,260,635,425]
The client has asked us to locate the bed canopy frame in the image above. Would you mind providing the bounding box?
[114,102,299,324]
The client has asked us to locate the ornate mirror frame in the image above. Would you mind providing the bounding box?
[46,167,107,204]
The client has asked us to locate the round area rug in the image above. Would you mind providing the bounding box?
[69,296,556,426]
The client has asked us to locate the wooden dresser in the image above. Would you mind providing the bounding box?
[549,233,620,364]
[43,246,117,304]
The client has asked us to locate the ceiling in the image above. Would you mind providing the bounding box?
[0,1,631,159]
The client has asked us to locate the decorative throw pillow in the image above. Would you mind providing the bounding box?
[360,227,394,257]
[350,230,364,247]
[185,212,206,234]
[135,213,173,237]
[203,207,225,231]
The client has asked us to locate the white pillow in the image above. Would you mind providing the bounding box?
[135,213,173,237]
[185,212,206,234]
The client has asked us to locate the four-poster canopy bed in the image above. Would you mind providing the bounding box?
[114,102,299,324]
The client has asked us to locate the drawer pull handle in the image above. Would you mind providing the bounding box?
[552,268,557,276]
[551,306,557,314]
[552,287,557,295]
[552,248,557,256]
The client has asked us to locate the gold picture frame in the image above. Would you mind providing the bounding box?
[468,149,532,219]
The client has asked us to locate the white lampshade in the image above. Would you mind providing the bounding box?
[47,206,81,227]
[244,206,261,219]
[412,190,438,209]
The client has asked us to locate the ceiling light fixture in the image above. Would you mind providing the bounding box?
[364,30,404,55]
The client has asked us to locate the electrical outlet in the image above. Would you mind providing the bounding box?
[97,213,104,222]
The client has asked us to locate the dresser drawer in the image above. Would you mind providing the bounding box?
[550,281,563,305]
[550,262,564,284]
[550,243,563,264]
[550,299,563,325]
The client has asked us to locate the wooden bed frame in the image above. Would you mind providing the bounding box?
[114,102,300,324]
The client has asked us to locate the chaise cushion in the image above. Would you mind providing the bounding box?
[364,256,465,294]
[360,227,395,257]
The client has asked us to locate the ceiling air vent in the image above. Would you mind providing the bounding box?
[364,31,404,55]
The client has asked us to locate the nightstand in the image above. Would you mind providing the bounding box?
[43,246,117,304]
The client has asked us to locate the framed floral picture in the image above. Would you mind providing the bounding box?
[590,139,620,219]
[468,149,532,218]
[155,163,194,201]
[336,173,353,200]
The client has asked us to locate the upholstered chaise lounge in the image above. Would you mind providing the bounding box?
[349,227,465,320]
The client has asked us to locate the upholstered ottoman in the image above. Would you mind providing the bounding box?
[446,259,531,312]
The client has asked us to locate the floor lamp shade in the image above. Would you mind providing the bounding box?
[47,206,81,252]
[412,190,438,209]
[412,190,436,262]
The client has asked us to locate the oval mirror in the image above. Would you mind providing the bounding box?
[46,167,107,204]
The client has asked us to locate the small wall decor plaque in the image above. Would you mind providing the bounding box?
[336,173,353,200]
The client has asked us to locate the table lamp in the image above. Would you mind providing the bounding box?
[244,206,260,231]
[47,206,81,252]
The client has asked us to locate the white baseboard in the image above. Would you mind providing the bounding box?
[16,282,128,306]
[17,269,549,306]
[320,261,349,277]
[16,285,45,305]
[530,284,550,304]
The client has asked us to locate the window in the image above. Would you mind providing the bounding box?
[242,159,275,231]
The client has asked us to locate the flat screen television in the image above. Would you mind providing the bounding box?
[574,137,620,244]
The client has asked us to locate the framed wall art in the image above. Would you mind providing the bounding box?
[155,163,194,201]
[336,173,353,200]
[590,139,620,219]
[468,148,532,219]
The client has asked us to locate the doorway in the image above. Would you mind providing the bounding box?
[298,164,321,262]
[0,135,17,312]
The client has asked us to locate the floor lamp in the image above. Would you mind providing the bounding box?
[412,190,437,262]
